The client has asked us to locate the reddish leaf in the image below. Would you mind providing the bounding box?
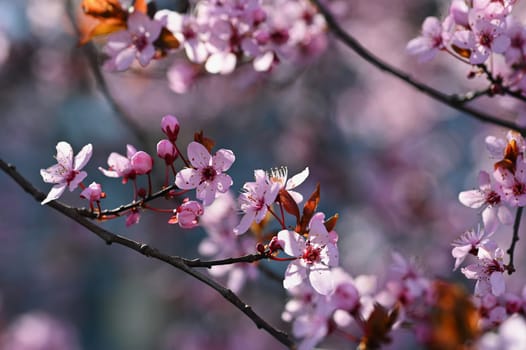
[194,131,215,153]
[154,28,181,56]
[133,0,148,14]
[359,303,399,350]
[425,281,480,350]
[278,189,300,225]
[451,44,471,59]
[323,213,339,232]
[296,183,320,233]
[82,0,126,19]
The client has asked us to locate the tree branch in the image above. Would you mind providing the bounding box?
[507,206,523,274]
[311,0,523,133]
[0,158,295,349]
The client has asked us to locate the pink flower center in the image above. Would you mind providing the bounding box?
[512,180,526,196]
[302,242,321,264]
[201,165,217,182]
[479,32,493,47]
[485,190,501,205]
[133,34,149,52]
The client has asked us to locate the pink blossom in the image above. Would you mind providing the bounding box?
[485,131,525,159]
[157,139,178,164]
[277,212,339,295]
[493,155,526,207]
[407,16,453,62]
[103,12,163,71]
[233,169,280,235]
[461,240,506,297]
[175,199,204,229]
[40,141,92,205]
[478,315,526,349]
[504,16,526,65]
[80,181,104,203]
[453,14,510,64]
[459,170,513,233]
[449,0,469,27]
[167,61,200,94]
[125,209,141,227]
[268,166,309,203]
[99,145,138,184]
[160,115,180,142]
[451,226,488,270]
[175,141,235,206]
[130,151,153,175]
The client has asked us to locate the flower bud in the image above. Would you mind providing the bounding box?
[80,182,104,202]
[161,115,180,142]
[131,151,153,175]
[157,139,178,164]
[176,200,204,229]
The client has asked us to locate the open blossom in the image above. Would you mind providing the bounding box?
[493,155,526,207]
[277,212,339,295]
[268,166,309,203]
[99,144,137,183]
[451,226,488,270]
[407,16,453,62]
[233,169,280,235]
[173,199,204,229]
[175,141,235,206]
[459,170,513,234]
[453,13,510,64]
[461,240,506,297]
[40,142,92,205]
[103,12,163,71]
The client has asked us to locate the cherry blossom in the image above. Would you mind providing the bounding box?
[99,144,138,183]
[80,181,104,210]
[130,151,153,175]
[461,240,507,297]
[233,169,280,235]
[268,166,309,203]
[157,139,178,165]
[452,13,510,64]
[277,212,339,295]
[458,170,513,234]
[407,16,453,62]
[451,226,488,270]
[174,199,204,229]
[160,114,180,142]
[175,141,235,206]
[103,12,163,71]
[478,315,526,349]
[493,155,526,207]
[40,141,92,205]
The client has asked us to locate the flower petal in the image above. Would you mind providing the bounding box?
[41,183,67,205]
[187,142,211,168]
[73,144,93,171]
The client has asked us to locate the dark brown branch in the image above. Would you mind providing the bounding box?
[185,253,268,268]
[507,206,523,274]
[76,184,178,218]
[478,64,526,103]
[0,158,295,349]
[311,0,523,133]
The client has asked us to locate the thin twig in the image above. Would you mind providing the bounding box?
[0,158,295,349]
[478,64,526,103]
[184,253,268,268]
[507,206,523,274]
[310,0,523,133]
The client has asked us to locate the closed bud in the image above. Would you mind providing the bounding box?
[161,115,180,142]
[157,139,178,164]
[131,151,153,175]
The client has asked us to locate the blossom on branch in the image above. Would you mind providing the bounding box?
[40,141,92,205]
[175,141,235,206]
[277,212,339,295]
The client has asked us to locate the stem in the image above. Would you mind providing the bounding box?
[310,0,523,133]
[507,206,523,274]
[0,158,295,349]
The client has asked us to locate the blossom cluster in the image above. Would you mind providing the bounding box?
[407,0,526,96]
[81,0,328,92]
[454,130,526,330]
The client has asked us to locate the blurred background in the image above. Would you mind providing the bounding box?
[1,0,526,348]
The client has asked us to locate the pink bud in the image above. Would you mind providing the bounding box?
[157,139,178,164]
[161,115,180,142]
[176,200,204,229]
[80,182,104,202]
[131,151,153,175]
